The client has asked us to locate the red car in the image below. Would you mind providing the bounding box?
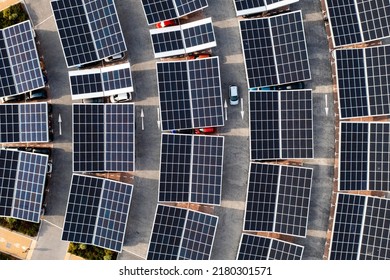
[194,127,216,134]
[156,19,177,28]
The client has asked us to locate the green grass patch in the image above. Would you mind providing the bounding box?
[68,242,118,260]
[0,217,40,237]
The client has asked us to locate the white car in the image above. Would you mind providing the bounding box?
[229,85,239,105]
[110,92,132,103]
[104,52,125,62]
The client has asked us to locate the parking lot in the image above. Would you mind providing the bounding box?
[21,0,335,260]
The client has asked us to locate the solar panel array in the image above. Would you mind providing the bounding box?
[336,45,390,119]
[234,0,299,16]
[147,204,218,260]
[329,193,390,260]
[249,90,313,160]
[141,0,208,25]
[239,10,310,88]
[62,174,133,252]
[0,103,49,143]
[339,122,390,192]
[159,133,224,205]
[157,57,224,131]
[51,0,127,68]
[69,63,133,100]
[150,17,216,58]
[0,20,44,98]
[0,149,48,223]
[73,103,135,172]
[325,0,390,48]
[244,163,313,237]
[237,233,304,260]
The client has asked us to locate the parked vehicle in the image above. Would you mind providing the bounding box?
[32,147,52,157]
[261,82,305,91]
[104,52,125,63]
[194,127,216,134]
[110,92,132,103]
[25,89,47,101]
[229,85,239,106]
[156,19,177,28]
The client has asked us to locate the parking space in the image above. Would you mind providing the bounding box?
[1,0,336,260]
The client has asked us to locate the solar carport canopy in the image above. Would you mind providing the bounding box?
[62,174,133,252]
[325,0,390,48]
[0,20,44,98]
[69,62,133,100]
[150,17,216,58]
[234,0,299,16]
[244,162,313,237]
[0,103,49,143]
[336,45,390,119]
[147,204,218,260]
[159,133,224,205]
[239,10,311,88]
[0,149,48,223]
[237,233,304,260]
[157,56,224,131]
[141,0,208,25]
[339,122,390,192]
[249,89,314,160]
[51,0,127,67]
[329,193,390,260]
[72,103,135,172]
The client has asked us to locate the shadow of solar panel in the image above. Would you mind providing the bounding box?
[147,204,218,260]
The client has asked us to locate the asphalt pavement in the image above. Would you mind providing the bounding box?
[25,0,334,260]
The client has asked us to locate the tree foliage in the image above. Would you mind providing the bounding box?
[67,242,118,260]
[0,217,40,237]
[0,3,29,29]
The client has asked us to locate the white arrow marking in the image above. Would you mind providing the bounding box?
[58,114,62,136]
[140,108,145,131]
[240,97,244,119]
[224,99,228,121]
[157,107,161,129]
[325,94,329,116]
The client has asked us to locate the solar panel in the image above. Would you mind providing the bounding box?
[329,193,390,260]
[69,63,133,100]
[249,89,313,160]
[62,174,133,252]
[339,122,390,192]
[244,163,313,237]
[234,0,299,17]
[237,233,304,260]
[51,0,127,68]
[239,10,310,88]
[141,0,208,25]
[147,204,218,260]
[0,103,49,144]
[0,149,48,223]
[150,17,216,59]
[0,21,44,97]
[325,0,390,47]
[73,104,105,172]
[159,133,224,205]
[157,57,224,131]
[72,103,135,172]
[105,104,135,172]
